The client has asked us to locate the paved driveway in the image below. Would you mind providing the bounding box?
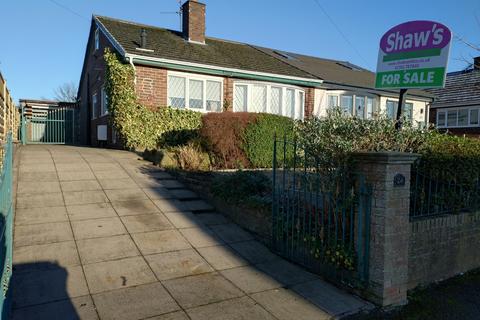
[11,145,371,320]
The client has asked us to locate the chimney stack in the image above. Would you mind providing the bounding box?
[182,0,206,44]
[140,28,147,48]
[474,56,480,70]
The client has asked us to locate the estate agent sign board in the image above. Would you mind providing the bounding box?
[375,20,451,89]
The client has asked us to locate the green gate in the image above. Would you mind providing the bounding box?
[21,106,76,144]
[271,136,372,288]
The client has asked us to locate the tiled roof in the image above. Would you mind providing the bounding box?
[95,16,317,80]
[427,69,480,106]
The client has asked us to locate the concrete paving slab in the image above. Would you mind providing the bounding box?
[186,296,276,320]
[63,190,109,205]
[17,181,61,194]
[210,224,254,243]
[162,272,243,309]
[135,171,173,180]
[19,163,56,173]
[291,279,373,317]
[220,266,282,294]
[92,282,180,320]
[12,265,89,308]
[15,206,68,225]
[14,222,73,247]
[98,178,138,190]
[67,202,117,221]
[153,199,187,213]
[143,187,173,200]
[13,241,80,272]
[179,227,225,248]
[16,192,64,209]
[145,249,213,281]
[159,180,185,189]
[251,288,331,320]
[148,311,189,320]
[60,180,102,192]
[256,259,318,286]
[169,189,198,200]
[163,211,204,229]
[94,170,130,180]
[197,245,248,270]
[56,163,92,172]
[18,171,58,182]
[229,240,278,265]
[132,230,191,255]
[83,256,156,294]
[112,199,160,216]
[89,163,122,171]
[195,213,229,226]
[134,178,165,188]
[121,213,173,233]
[77,234,140,264]
[105,188,147,202]
[182,200,215,212]
[11,295,98,320]
[71,217,127,240]
[58,170,96,181]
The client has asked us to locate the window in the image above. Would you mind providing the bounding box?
[355,96,365,119]
[233,82,305,120]
[206,81,221,111]
[100,86,108,116]
[189,79,203,109]
[470,109,479,125]
[168,72,222,112]
[94,28,100,51]
[458,109,468,126]
[91,93,98,120]
[447,110,457,127]
[234,85,248,112]
[328,95,338,108]
[386,100,398,119]
[340,95,353,115]
[403,103,413,122]
[366,97,374,119]
[437,111,446,127]
[168,76,186,108]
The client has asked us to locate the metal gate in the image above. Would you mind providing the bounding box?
[21,106,77,144]
[271,137,372,287]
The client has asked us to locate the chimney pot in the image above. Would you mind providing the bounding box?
[140,28,147,48]
[182,0,206,44]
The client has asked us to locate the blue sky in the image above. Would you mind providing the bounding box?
[1,0,479,102]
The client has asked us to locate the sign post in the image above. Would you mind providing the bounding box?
[375,21,451,126]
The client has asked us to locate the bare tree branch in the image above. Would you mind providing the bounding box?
[54,82,78,102]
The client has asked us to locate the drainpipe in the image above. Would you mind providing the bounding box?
[127,55,137,86]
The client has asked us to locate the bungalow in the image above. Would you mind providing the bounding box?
[77,0,433,147]
[427,56,480,137]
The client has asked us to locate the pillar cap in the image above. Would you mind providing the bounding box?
[353,151,420,164]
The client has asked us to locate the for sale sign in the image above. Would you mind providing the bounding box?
[375,20,451,89]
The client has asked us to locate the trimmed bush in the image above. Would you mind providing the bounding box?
[243,114,295,168]
[200,112,257,168]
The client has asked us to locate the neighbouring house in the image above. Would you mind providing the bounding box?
[427,56,480,137]
[77,0,433,147]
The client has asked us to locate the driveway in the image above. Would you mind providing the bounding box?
[11,145,371,320]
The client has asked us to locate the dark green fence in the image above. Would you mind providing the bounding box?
[0,133,13,318]
[271,137,372,287]
[410,158,480,219]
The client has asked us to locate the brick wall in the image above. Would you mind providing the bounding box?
[135,66,167,110]
[304,87,314,118]
[408,212,480,289]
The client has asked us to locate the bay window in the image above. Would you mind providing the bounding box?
[233,82,305,120]
[168,72,222,112]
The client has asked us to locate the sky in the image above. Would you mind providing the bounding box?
[1,0,480,102]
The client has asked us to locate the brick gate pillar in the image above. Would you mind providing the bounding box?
[354,152,419,306]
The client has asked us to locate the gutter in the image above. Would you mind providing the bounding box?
[128,56,137,85]
[124,53,324,88]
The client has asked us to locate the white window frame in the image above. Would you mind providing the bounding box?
[100,86,108,116]
[91,92,98,120]
[167,71,223,113]
[327,92,377,119]
[436,106,480,128]
[94,28,100,51]
[233,81,305,120]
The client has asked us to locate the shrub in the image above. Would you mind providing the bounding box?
[243,114,295,168]
[171,142,210,171]
[211,171,271,209]
[200,112,257,168]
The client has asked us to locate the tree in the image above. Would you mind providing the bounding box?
[54,82,78,102]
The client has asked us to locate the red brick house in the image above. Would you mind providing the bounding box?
[77,0,432,147]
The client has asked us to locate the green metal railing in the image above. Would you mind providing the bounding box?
[410,159,480,219]
[0,133,13,319]
[271,136,372,287]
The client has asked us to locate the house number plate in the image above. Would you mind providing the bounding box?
[393,173,405,187]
